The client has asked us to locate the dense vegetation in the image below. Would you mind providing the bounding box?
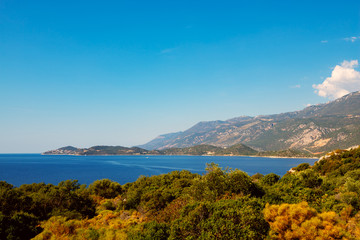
[3,146,360,239]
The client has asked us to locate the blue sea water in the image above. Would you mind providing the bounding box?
[0,154,317,186]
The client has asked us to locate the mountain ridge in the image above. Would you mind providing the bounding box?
[43,143,314,158]
[138,91,360,154]
[43,143,262,157]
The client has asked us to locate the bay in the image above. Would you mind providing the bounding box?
[0,154,317,186]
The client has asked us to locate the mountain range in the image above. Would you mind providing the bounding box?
[138,91,360,155]
[43,143,262,156]
[43,145,161,156]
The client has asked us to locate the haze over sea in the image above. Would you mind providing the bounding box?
[0,154,316,186]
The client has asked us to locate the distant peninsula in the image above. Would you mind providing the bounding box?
[43,144,315,158]
[43,145,162,156]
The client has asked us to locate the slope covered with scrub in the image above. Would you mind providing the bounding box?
[1,146,360,239]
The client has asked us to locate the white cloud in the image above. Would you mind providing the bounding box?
[313,60,360,99]
[344,36,359,42]
[341,60,358,68]
[290,84,301,88]
[321,40,328,43]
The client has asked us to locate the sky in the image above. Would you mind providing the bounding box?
[1,0,360,153]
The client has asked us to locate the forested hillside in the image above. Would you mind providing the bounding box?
[2,146,360,239]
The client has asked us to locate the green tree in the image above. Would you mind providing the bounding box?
[261,173,280,186]
[169,197,268,240]
[89,179,122,199]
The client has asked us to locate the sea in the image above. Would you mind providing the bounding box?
[0,154,317,187]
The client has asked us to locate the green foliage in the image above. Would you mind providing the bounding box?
[188,164,264,202]
[260,173,280,186]
[120,170,198,213]
[314,147,360,176]
[86,228,100,240]
[227,169,264,197]
[89,179,122,199]
[169,197,268,240]
[299,169,323,188]
[294,162,311,171]
[251,173,264,182]
[0,180,97,240]
[203,163,227,197]
[5,146,360,239]
[127,221,170,240]
[0,211,41,240]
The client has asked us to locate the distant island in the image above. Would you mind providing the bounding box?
[43,143,315,158]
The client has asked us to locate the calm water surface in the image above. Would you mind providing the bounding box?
[0,154,317,186]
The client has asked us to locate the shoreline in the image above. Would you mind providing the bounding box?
[41,153,319,159]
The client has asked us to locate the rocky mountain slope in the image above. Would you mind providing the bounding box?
[139,91,360,154]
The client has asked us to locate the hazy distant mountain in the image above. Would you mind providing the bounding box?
[162,143,258,156]
[139,91,360,155]
[43,145,162,155]
[43,143,258,156]
[139,132,183,151]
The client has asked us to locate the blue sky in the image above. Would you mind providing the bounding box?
[1,0,360,153]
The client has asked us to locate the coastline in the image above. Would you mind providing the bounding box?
[41,153,319,159]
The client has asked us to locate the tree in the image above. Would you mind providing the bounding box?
[170,197,268,240]
[88,179,122,199]
[261,173,280,186]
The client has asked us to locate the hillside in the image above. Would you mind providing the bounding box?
[257,149,315,158]
[43,145,162,155]
[162,143,258,156]
[5,146,360,239]
[43,143,258,156]
[139,91,360,154]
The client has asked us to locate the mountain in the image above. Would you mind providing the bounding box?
[43,143,258,156]
[162,143,258,156]
[139,132,183,151]
[139,91,360,154]
[44,146,83,155]
[43,145,162,155]
[257,149,314,158]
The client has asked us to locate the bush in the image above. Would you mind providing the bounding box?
[261,173,280,186]
[88,179,122,199]
[127,221,170,240]
[295,163,311,171]
[169,197,268,240]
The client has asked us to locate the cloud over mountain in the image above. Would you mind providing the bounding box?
[313,60,360,99]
